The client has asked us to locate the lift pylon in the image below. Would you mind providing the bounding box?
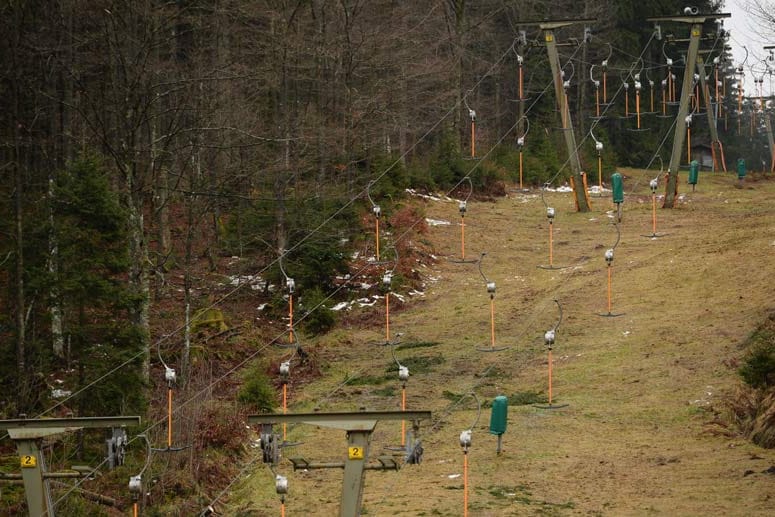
[647,11,731,208]
[0,416,141,517]
[248,411,431,517]
[519,18,597,212]
[696,55,727,172]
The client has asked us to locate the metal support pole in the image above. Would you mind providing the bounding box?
[548,349,553,405]
[489,296,496,348]
[16,439,49,517]
[341,430,370,517]
[0,416,141,517]
[461,215,466,260]
[248,411,431,517]
[541,22,592,212]
[289,293,294,343]
[385,293,390,343]
[375,217,380,261]
[401,384,406,447]
[463,450,469,517]
[647,13,731,208]
[697,56,726,172]
[764,108,775,173]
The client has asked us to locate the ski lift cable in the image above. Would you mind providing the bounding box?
[632,30,726,193]
[46,432,151,516]
[25,29,586,478]
[543,28,658,189]
[23,11,530,429]
[371,288,576,514]
[551,299,563,333]
[40,28,576,515]
[54,29,560,454]
[31,46,537,462]
[516,115,530,142]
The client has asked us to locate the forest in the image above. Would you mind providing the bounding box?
[1,0,773,514]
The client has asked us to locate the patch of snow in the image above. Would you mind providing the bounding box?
[588,185,610,194]
[360,283,372,290]
[392,293,406,302]
[447,474,461,479]
[622,331,631,336]
[51,389,72,398]
[405,188,452,202]
[228,274,269,291]
[544,185,573,193]
[331,301,351,311]
[426,218,451,226]
[257,303,268,311]
[408,289,425,297]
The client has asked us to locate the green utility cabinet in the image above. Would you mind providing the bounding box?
[688,160,699,186]
[737,158,746,179]
[611,172,624,203]
[489,396,508,435]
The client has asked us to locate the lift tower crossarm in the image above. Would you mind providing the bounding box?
[249,411,431,517]
[645,13,731,207]
[0,416,141,517]
[517,18,597,212]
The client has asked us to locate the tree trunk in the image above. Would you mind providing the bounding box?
[48,176,64,358]
[126,166,151,382]
[11,2,27,406]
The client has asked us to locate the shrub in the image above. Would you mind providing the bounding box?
[739,330,775,389]
[237,363,276,412]
[300,287,336,336]
[729,315,775,448]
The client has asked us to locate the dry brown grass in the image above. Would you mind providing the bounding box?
[729,387,775,449]
[229,170,775,516]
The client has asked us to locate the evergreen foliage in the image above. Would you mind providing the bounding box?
[237,362,276,412]
[49,156,146,415]
[739,321,775,389]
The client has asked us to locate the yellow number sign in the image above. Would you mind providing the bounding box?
[545,34,554,42]
[348,446,364,460]
[692,29,700,37]
[20,455,37,468]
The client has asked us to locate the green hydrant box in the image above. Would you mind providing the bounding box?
[611,172,624,204]
[688,160,699,185]
[489,395,508,435]
[737,158,746,179]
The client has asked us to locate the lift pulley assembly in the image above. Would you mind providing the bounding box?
[449,177,478,264]
[535,300,570,409]
[457,391,481,517]
[537,185,568,270]
[279,251,297,346]
[598,223,625,318]
[476,253,507,352]
[367,180,389,264]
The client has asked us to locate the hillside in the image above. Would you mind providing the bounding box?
[229,169,775,516]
